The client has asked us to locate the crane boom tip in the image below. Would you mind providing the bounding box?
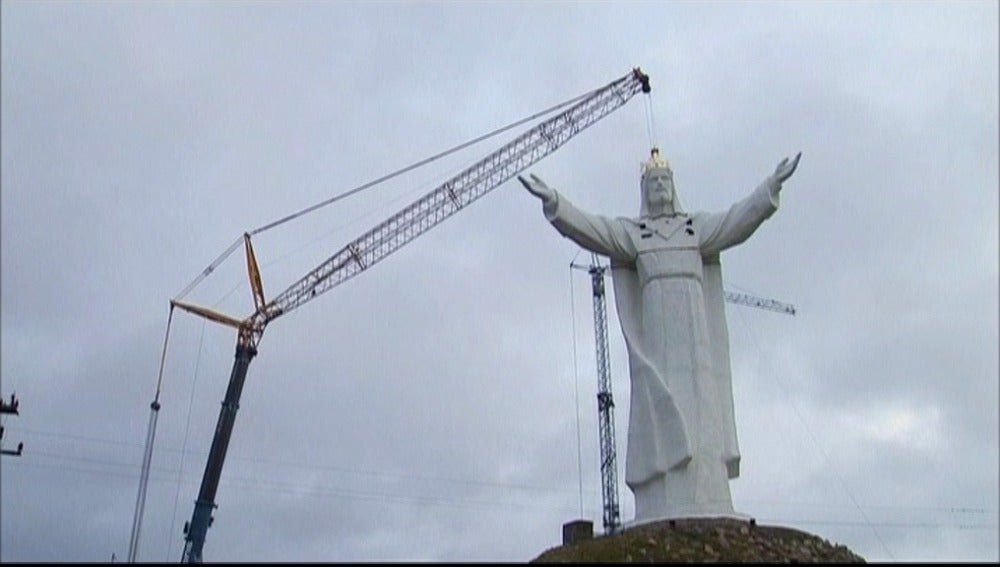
[633,67,651,93]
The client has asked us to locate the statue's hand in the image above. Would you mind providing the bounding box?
[518,173,556,204]
[772,152,802,184]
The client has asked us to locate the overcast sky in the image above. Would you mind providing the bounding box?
[2,0,997,562]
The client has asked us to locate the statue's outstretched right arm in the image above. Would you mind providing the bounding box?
[772,152,802,186]
[518,174,635,262]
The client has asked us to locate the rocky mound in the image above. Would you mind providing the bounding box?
[531,517,866,563]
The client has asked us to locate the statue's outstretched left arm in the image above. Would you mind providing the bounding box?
[697,152,802,255]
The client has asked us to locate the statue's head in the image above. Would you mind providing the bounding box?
[640,148,677,217]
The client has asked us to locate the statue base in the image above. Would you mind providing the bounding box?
[622,510,754,532]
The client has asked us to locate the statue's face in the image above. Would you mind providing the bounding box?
[643,167,675,212]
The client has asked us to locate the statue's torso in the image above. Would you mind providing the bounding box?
[622,214,705,285]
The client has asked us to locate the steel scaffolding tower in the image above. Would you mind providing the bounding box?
[573,257,621,534]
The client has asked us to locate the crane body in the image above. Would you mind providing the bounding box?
[171,68,651,563]
[180,342,256,563]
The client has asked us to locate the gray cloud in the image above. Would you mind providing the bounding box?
[2,1,996,563]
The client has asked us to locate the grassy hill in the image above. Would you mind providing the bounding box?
[531,517,866,563]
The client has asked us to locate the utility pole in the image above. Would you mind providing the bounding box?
[1,392,24,457]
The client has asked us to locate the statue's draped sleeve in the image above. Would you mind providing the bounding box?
[612,265,695,484]
[695,177,782,479]
[696,178,780,256]
[701,254,740,478]
[542,191,636,263]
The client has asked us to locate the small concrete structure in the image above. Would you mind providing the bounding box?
[562,519,594,546]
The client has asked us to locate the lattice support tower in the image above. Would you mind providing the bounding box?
[587,259,621,534]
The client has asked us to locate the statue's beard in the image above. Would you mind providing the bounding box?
[645,192,675,216]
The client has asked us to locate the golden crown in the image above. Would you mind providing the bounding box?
[642,147,671,176]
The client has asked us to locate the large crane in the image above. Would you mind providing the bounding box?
[155,68,651,563]
[571,257,795,537]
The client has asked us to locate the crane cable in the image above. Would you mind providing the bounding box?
[641,92,685,212]
[568,249,585,519]
[127,304,175,563]
[644,93,658,153]
[174,236,243,302]
[166,318,207,562]
[247,85,603,237]
[172,84,604,303]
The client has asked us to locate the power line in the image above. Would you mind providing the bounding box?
[11,425,996,518]
[3,427,581,496]
[729,305,895,560]
[9,456,996,533]
[2,458,581,515]
[756,517,998,531]
[10,456,997,540]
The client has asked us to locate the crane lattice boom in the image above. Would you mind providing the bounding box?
[258,68,650,326]
[723,291,796,315]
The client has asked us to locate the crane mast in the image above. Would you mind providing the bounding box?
[572,257,621,534]
[173,67,651,563]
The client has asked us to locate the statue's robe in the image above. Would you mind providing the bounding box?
[540,178,780,520]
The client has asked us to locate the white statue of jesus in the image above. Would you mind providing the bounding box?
[520,148,800,522]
